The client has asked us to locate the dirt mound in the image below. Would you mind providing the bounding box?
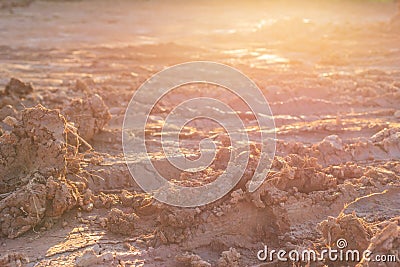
[278,128,400,167]
[0,252,29,267]
[63,94,111,141]
[0,78,35,111]
[0,105,87,238]
[318,212,399,266]
[176,252,211,267]
[157,207,198,244]
[75,247,114,267]
[358,220,399,267]
[0,105,74,193]
[217,248,241,267]
[0,105,18,122]
[318,213,372,252]
[272,154,337,193]
[106,208,138,235]
[4,78,33,97]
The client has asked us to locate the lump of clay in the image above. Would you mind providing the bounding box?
[0,252,29,267]
[0,105,18,121]
[0,105,83,238]
[273,154,337,193]
[0,105,71,193]
[106,208,138,235]
[75,248,114,267]
[157,208,198,243]
[4,77,33,97]
[358,221,399,266]
[175,252,211,267]
[217,248,241,267]
[0,78,34,109]
[312,135,351,165]
[318,213,372,251]
[370,127,400,158]
[63,94,111,141]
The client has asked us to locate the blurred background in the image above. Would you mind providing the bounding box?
[0,0,399,49]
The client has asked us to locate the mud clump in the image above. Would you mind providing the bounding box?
[0,105,85,238]
[370,127,400,158]
[0,78,34,111]
[217,248,241,267]
[175,252,211,267]
[0,105,73,194]
[157,208,198,244]
[0,252,29,267]
[75,248,114,267]
[312,134,348,165]
[359,220,399,267]
[4,78,33,97]
[278,128,400,167]
[119,190,157,216]
[63,94,111,141]
[318,213,399,266]
[318,213,372,251]
[93,192,119,209]
[273,154,337,193]
[0,105,18,122]
[0,176,46,238]
[106,208,137,235]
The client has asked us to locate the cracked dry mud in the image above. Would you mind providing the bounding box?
[0,1,400,266]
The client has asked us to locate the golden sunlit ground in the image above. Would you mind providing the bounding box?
[0,0,399,266]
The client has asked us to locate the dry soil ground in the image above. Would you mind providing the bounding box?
[0,0,399,266]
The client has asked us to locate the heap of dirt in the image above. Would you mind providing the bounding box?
[0,251,29,267]
[63,94,111,141]
[106,208,138,236]
[0,105,74,194]
[175,252,211,267]
[157,207,198,244]
[277,128,400,166]
[217,248,241,267]
[318,212,399,266]
[0,78,35,111]
[0,104,18,122]
[359,219,399,267]
[75,247,114,267]
[0,105,89,238]
[318,213,373,252]
[272,154,337,193]
[153,186,280,260]
[4,78,33,97]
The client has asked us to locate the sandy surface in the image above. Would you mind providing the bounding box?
[0,0,399,266]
